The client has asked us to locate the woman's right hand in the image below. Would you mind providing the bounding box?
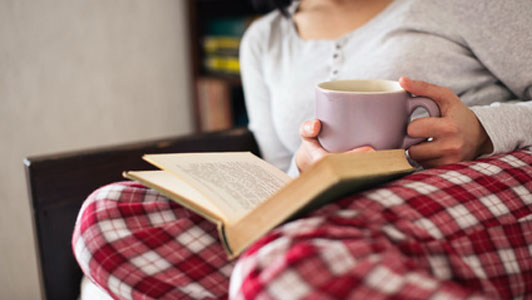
[295,119,374,173]
[295,119,328,173]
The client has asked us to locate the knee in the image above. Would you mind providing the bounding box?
[71,182,137,268]
[229,216,372,299]
[71,181,169,264]
[87,181,149,204]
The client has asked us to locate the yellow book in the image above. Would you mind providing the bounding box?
[123,150,415,259]
[203,36,240,53]
[204,55,240,74]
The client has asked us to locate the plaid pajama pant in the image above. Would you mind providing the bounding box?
[72,150,532,299]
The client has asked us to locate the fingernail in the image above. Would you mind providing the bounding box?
[304,123,313,133]
[352,146,375,152]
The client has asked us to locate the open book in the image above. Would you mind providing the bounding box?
[123,149,415,258]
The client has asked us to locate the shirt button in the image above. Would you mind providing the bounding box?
[332,70,338,75]
[335,44,341,50]
[333,53,339,59]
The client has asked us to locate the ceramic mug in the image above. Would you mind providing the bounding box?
[316,79,441,152]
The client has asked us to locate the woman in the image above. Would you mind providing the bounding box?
[232,0,532,298]
[73,0,532,299]
[242,0,531,177]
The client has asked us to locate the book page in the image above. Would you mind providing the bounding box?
[124,170,225,223]
[144,152,291,222]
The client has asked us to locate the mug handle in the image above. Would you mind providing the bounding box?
[400,97,441,149]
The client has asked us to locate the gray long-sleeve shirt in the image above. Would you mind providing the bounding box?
[240,0,532,173]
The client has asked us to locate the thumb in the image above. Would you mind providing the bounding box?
[399,77,453,111]
[299,119,321,140]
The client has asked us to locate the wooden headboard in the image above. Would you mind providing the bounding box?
[24,127,259,300]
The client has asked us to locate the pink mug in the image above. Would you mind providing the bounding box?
[316,79,441,152]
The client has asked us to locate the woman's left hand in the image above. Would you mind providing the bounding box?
[399,77,493,168]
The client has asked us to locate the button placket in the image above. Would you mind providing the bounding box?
[330,41,344,80]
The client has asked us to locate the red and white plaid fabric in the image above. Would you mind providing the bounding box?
[72,181,233,299]
[72,150,532,300]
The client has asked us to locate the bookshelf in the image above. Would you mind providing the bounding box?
[186,0,274,132]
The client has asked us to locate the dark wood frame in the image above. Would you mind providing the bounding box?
[25,127,259,300]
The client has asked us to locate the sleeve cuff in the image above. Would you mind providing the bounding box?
[286,155,300,178]
[470,102,532,155]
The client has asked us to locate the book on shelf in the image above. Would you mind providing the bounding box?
[203,36,240,56]
[196,78,233,131]
[204,16,253,37]
[202,36,240,74]
[123,149,416,259]
[201,16,254,75]
[203,55,240,75]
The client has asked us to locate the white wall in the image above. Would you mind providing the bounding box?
[0,1,193,298]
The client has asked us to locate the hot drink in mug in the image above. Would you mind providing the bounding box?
[316,79,441,152]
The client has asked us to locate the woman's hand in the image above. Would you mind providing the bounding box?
[400,77,494,168]
[295,119,373,173]
[295,119,327,172]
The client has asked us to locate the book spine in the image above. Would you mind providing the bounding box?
[204,17,251,37]
[217,223,234,258]
[197,78,233,131]
[203,36,240,55]
[201,16,254,75]
[203,55,240,75]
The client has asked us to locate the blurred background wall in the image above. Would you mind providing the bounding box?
[0,0,193,298]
